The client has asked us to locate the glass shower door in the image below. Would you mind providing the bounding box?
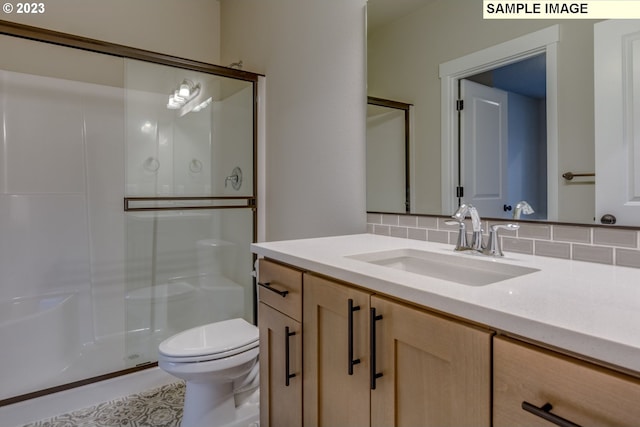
[123,60,256,367]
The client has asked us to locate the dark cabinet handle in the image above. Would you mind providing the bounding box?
[522,402,582,427]
[370,307,383,390]
[258,281,289,297]
[348,299,361,375]
[285,326,296,386]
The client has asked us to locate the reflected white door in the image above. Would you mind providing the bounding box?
[595,20,640,224]
[460,79,508,217]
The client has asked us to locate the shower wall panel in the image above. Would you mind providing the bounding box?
[0,60,129,399]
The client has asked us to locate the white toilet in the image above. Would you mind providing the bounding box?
[158,318,260,427]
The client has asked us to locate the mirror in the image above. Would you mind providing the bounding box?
[366,1,617,225]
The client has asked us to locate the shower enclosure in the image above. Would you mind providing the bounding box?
[0,23,260,404]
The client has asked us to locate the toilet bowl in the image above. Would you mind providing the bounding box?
[158,318,259,427]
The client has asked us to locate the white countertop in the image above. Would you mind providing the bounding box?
[252,233,640,374]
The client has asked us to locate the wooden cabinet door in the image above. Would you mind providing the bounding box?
[370,296,492,427]
[494,336,640,427]
[303,274,371,427]
[258,302,302,427]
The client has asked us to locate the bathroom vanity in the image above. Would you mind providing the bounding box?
[256,259,303,426]
[253,234,640,426]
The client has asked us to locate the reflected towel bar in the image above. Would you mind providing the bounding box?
[562,172,595,181]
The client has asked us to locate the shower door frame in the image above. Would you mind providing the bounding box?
[0,19,262,407]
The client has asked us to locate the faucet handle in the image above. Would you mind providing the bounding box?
[483,223,519,257]
[491,223,520,232]
[445,219,469,251]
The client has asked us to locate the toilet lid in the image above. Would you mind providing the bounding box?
[158,318,258,360]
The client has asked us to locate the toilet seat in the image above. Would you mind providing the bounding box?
[158,318,259,364]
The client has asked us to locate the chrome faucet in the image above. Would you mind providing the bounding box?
[513,200,534,220]
[467,205,484,251]
[482,223,520,257]
[446,204,483,251]
[447,204,520,256]
[445,217,469,251]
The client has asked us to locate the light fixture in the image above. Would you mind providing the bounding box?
[166,79,200,110]
[192,97,213,112]
[178,82,191,98]
[166,98,181,110]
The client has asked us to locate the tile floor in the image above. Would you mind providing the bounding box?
[22,382,184,427]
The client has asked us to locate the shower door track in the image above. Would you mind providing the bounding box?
[0,362,157,407]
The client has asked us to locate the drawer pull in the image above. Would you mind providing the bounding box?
[522,402,582,427]
[258,281,289,297]
[370,307,383,390]
[348,298,361,375]
[285,326,296,386]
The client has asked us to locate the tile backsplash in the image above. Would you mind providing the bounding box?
[367,213,640,269]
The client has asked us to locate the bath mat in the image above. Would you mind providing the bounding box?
[23,381,185,427]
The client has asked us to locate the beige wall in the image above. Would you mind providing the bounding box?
[368,1,597,223]
[220,0,368,241]
[2,0,221,64]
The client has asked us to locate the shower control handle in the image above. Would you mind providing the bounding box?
[224,166,243,190]
[257,281,289,298]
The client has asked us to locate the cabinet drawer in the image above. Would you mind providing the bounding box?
[257,259,302,321]
[494,336,640,427]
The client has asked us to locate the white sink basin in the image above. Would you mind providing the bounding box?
[347,248,539,286]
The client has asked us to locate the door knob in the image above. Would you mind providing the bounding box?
[600,214,616,225]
